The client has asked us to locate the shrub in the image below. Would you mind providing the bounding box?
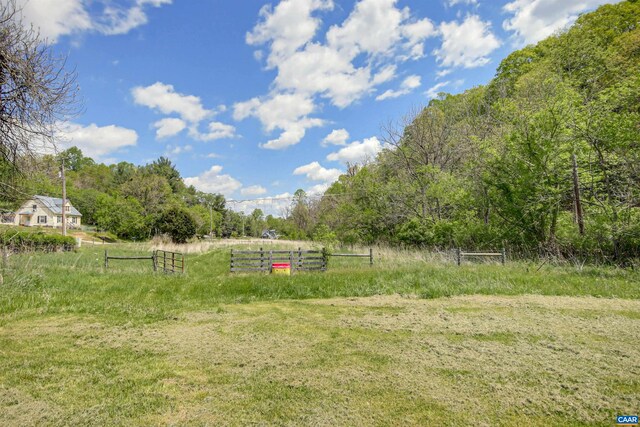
[0,229,76,252]
[156,207,197,243]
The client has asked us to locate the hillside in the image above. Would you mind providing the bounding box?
[314,1,640,262]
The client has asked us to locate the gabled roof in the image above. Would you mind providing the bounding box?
[33,195,82,216]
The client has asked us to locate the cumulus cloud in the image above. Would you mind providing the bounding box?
[376,75,422,101]
[165,144,192,156]
[246,0,334,67]
[133,82,236,143]
[503,0,618,45]
[293,161,342,182]
[241,185,268,196]
[240,0,438,149]
[132,82,211,123]
[234,93,324,149]
[17,0,172,42]
[153,118,187,139]
[326,137,384,164]
[322,129,350,146]
[56,122,138,161]
[434,15,501,68]
[184,165,242,196]
[189,122,237,142]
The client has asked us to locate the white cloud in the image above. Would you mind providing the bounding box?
[240,0,437,150]
[56,122,138,161]
[425,81,450,99]
[434,15,501,68]
[153,118,187,139]
[165,144,192,156]
[229,192,293,217]
[446,0,478,6]
[189,122,237,142]
[17,0,172,42]
[132,82,211,123]
[322,129,350,146]
[436,69,453,79]
[326,137,383,164]
[234,93,324,149]
[273,43,375,108]
[134,82,236,142]
[306,183,330,195]
[241,185,268,196]
[293,161,342,182]
[246,0,334,67]
[503,0,618,46]
[376,74,421,101]
[184,165,242,196]
[18,0,91,42]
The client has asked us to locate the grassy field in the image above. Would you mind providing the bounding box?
[1,242,639,425]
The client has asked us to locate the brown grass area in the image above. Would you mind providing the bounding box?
[1,295,639,425]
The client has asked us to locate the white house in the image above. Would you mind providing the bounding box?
[4,195,82,228]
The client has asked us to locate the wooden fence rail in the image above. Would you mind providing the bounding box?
[230,247,326,273]
[456,248,506,265]
[329,248,373,265]
[104,250,185,273]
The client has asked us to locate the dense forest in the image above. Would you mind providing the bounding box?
[1,1,638,261]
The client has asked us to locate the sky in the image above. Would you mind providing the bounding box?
[17,0,620,215]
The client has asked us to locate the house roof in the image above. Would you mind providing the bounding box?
[33,195,82,216]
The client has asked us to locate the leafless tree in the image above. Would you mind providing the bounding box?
[0,0,79,175]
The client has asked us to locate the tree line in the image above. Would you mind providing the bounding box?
[305,1,640,262]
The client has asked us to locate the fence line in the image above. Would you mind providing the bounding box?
[456,248,506,265]
[329,248,373,265]
[230,247,326,273]
[104,250,185,273]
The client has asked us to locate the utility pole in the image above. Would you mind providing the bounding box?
[572,153,585,235]
[209,204,213,237]
[61,157,67,236]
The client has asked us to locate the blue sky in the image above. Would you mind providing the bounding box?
[19,0,619,213]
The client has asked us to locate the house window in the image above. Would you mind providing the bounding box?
[32,204,37,211]
[37,216,47,224]
[65,206,70,212]
[57,216,62,223]
[71,217,77,224]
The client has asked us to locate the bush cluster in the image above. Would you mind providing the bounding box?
[0,230,76,252]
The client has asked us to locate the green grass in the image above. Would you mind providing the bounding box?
[0,243,639,425]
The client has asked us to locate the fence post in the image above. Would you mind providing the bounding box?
[456,248,461,266]
[501,248,506,265]
[104,250,108,269]
[298,247,302,270]
[369,248,373,266]
[289,250,294,273]
[260,247,264,272]
[269,250,273,272]
[152,250,157,272]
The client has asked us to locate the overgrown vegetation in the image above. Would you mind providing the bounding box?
[0,228,76,252]
[307,1,640,263]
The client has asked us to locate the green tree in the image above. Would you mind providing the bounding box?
[156,207,197,243]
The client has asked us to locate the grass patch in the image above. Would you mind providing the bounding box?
[1,242,639,425]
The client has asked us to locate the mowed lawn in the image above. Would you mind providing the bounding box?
[0,243,639,426]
